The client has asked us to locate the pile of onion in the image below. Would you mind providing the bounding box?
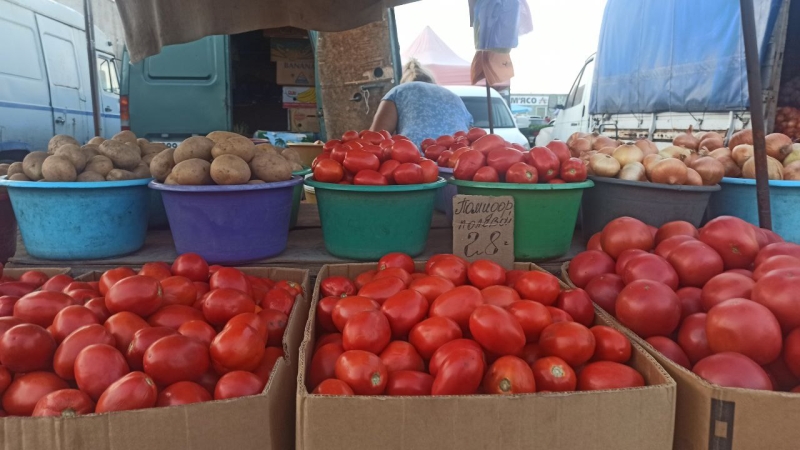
[672,125,700,150]
[691,157,725,185]
[612,143,644,167]
[592,135,619,151]
[742,156,784,180]
[649,158,688,185]
[589,153,621,177]
[634,139,659,156]
[765,133,793,161]
[709,147,742,178]
[659,146,692,161]
[698,132,724,151]
[731,144,754,167]
[729,129,753,149]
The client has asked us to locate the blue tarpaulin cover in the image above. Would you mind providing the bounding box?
[590,0,782,114]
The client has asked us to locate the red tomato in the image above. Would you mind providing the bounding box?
[0,317,23,339]
[467,128,489,144]
[105,275,163,317]
[17,271,47,287]
[377,159,400,183]
[260,288,295,316]
[677,287,704,320]
[0,282,36,298]
[622,253,680,290]
[507,301,552,343]
[258,308,288,346]
[693,352,772,390]
[157,381,211,406]
[390,140,422,164]
[126,326,177,371]
[654,221,699,244]
[547,307,574,323]
[568,250,616,288]
[427,339,484,377]
[353,169,388,185]
[765,356,799,391]
[53,324,115,380]
[453,149,486,181]
[483,355,536,394]
[210,322,265,373]
[426,256,468,286]
[32,389,94,417]
[171,253,209,282]
[539,321,595,366]
[379,341,425,373]
[466,260,506,289]
[601,217,654,259]
[2,372,68,416]
[0,296,17,317]
[578,361,645,391]
[584,274,624,316]
[354,270,377,290]
[654,235,697,261]
[314,159,345,183]
[587,232,603,251]
[357,277,406,305]
[331,296,380,332]
[486,148,525,175]
[149,305,205,330]
[677,313,712,366]
[529,146,560,181]
[13,291,73,327]
[531,356,577,392]
[436,150,453,167]
[373,267,412,286]
[158,276,196,307]
[0,323,56,372]
[341,130,360,142]
[315,296,340,333]
[591,326,632,363]
[699,216,761,270]
[143,334,210,386]
[227,312,268,341]
[84,298,111,323]
[0,366,9,398]
[645,336,691,369]
[315,333,342,352]
[203,288,255,326]
[752,269,800,333]
[667,240,725,287]
[308,343,344,390]
[419,159,439,183]
[178,320,216,346]
[335,350,388,395]
[342,310,391,354]
[74,344,129,401]
[755,242,800,267]
[385,371,433,396]
[555,289,594,327]
[429,285,483,333]
[393,162,424,184]
[505,162,538,183]
[480,285,521,307]
[783,329,800,378]
[378,252,415,273]
[138,262,172,281]
[700,273,754,311]
[705,298,781,365]
[98,267,136,295]
[95,371,158,413]
[320,276,357,298]
[408,316,462,360]
[560,157,587,182]
[313,378,355,395]
[253,347,284,384]
[513,271,561,306]
[469,305,526,356]
[616,280,681,338]
[472,165,500,182]
[380,289,428,339]
[431,347,486,395]
[614,249,647,276]
[753,255,800,280]
[408,276,455,303]
[209,268,251,295]
[63,289,97,303]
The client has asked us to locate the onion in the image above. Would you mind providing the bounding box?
[618,162,647,181]
[650,158,688,185]
[634,139,659,156]
[644,154,665,179]
[716,155,742,178]
[598,146,616,156]
[784,161,800,181]
[685,168,703,186]
[691,157,725,185]
[589,153,621,178]
[612,143,644,167]
[698,131,724,142]
[659,146,692,161]
[709,147,731,160]
[742,156,784,180]
[567,132,588,147]
[698,136,724,151]
[572,138,592,156]
[782,145,800,166]
[684,151,700,167]
[765,133,793,161]
[729,129,753,149]
[592,135,619,151]
[731,144,754,167]
[673,125,700,150]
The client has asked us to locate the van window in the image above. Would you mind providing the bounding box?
[0,18,41,79]
[566,59,594,109]
[41,34,80,88]
[98,57,119,94]
[461,97,516,128]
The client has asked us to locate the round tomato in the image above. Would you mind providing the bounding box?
[308,343,344,390]
[755,242,800,267]
[591,326,632,363]
[505,162,538,183]
[149,305,205,330]
[614,249,648,276]
[261,288,295,316]
[257,308,287,347]
[676,313,712,366]
[380,289,428,339]
[754,256,800,283]
[766,357,799,391]
[693,352,772,390]
[480,285,521,307]
[210,322,265,373]
[654,235,697,261]
[0,323,56,373]
[85,298,111,323]
[342,310,391,354]
[126,326,177,371]
[53,324,115,380]
[555,289,594,327]
[209,268,251,296]
[507,301,552,343]
[203,288,255,326]
[568,251,616,288]
[394,163,424,184]
[358,277,406,304]
[2,372,68,416]
[431,347,485,395]
[157,381,211,406]
[385,371,433,396]
[700,273,755,311]
[699,216,761,270]
[622,253,680,290]
[0,317,23,339]
[379,341,424,373]
[320,276,357,298]
[378,253,415,273]
[171,253,209,282]
[408,316,462,360]
[706,299,782,365]
[782,328,800,378]
[315,333,342,351]
[601,217,654,259]
[513,271,561,306]
[331,296,380,332]
[313,378,355,395]
[655,221,699,244]
[144,334,210,386]
[426,256,468,286]
[531,356,577,392]
[105,275,162,317]
[32,389,94,417]
[578,361,645,391]
[50,306,98,343]
[177,320,217,346]
[466,260,506,289]
[13,291,73,327]
[539,321,596,366]
[390,140,422,164]
[677,287,704,320]
[483,355,535,394]
[227,312,268,342]
[616,280,681,338]
[315,296,340,333]
[586,232,603,251]
[547,307,574,323]
[667,240,725,287]
[139,262,173,281]
[418,159,440,183]
[645,336,691,369]
[253,347,284,384]
[98,267,136,295]
[74,344,129,401]
[429,285,483,333]
[584,274,624,316]
[159,276,197,307]
[335,350,388,395]
[95,371,158,413]
[752,269,800,333]
[314,159,345,183]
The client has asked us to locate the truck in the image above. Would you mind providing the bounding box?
[541,0,799,148]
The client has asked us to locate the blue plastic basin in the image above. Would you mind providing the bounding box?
[0,177,150,260]
[150,176,304,264]
[708,177,800,243]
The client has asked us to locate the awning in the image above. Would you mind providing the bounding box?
[116,0,419,63]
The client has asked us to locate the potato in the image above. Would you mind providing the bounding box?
[164,174,179,185]
[281,148,303,164]
[149,148,176,182]
[112,130,137,144]
[7,162,23,177]
[48,135,79,155]
[175,137,214,163]
[85,155,114,177]
[22,151,48,180]
[247,180,265,185]
[42,155,77,182]
[171,158,212,185]
[0,164,8,177]
[211,136,255,162]
[87,136,105,146]
[254,143,279,157]
[8,173,31,181]
[206,131,242,145]
[106,169,136,181]
[290,161,304,172]
[76,171,105,182]
[136,138,150,150]
[132,163,152,179]
[142,153,157,165]
[250,153,292,182]
[142,143,168,156]
[210,154,251,185]
[81,144,100,159]
[99,139,141,170]
[55,144,88,172]
[125,142,142,156]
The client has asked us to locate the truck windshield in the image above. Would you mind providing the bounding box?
[461,97,516,128]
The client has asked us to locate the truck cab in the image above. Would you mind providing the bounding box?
[550,55,595,143]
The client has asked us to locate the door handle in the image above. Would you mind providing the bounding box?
[570,122,579,126]
[55,117,66,125]
[104,106,112,112]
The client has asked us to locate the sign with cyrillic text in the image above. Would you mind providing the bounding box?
[452,195,515,269]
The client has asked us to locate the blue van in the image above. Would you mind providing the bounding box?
[0,0,120,160]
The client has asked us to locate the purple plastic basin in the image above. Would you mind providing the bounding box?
[150,177,303,264]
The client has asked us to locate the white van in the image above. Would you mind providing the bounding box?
[445,86,530,149]
[0,0,119,160]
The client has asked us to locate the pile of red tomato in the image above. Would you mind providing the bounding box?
[307,253,647,396]
[311,130,439,185]
[427,133,586,184]
[0,253,302,417]
[568,215,800,391]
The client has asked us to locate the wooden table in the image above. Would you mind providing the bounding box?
[7,204,585,277]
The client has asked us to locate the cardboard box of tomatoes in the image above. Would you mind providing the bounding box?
[295,261,676,450]
[3,265,309,450]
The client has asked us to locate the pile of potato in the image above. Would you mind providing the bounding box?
[3,131,160,182]
[150,131,303,185]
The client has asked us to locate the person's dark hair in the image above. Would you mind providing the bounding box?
[401,58,436,84]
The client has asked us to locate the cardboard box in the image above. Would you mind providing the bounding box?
[288,108,320,133]
[277,60,315,86]
[5,267,310,450]
[296,263,677,450]
[282,86,316,108]
[270,38,314,62]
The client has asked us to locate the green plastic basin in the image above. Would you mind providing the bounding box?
[290,168,312,228]
[448,179,594,260]
[304,177,446,260]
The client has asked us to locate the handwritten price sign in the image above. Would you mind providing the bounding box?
[452,195,515,269]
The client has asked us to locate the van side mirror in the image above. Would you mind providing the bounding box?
[555,104,565,110]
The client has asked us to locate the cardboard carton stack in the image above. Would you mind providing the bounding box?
[272,38,319,133]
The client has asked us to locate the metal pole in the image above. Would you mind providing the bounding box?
[486,82,495,134]
[84,0,102,137]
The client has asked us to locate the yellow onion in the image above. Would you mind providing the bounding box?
[729,129,753,149]
[684,151,700,167]
[589,153,621,177]
[659,145,692,161]
[634,139,659,156]
[673,125,700,150]
[731,144,754,167]
[709,147,731,159]
[650,158,688,185]
[698,131,725,142]
[765,133,793,161]
[567,132,589,148]
[618,162,647,182]
[612,143,644,167]
[685,168,703,186]
[691,157,725,185]
[571,138,592,156]
[592,135,619,151]
[698,135,724,151]
[716,155,742,178]
[644,154,665,179]
[783,161,800,181]
[782,145,800,166]
[742,156,783,180]
[598,146,616,156]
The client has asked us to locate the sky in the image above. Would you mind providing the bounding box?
[394,0,608,95]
